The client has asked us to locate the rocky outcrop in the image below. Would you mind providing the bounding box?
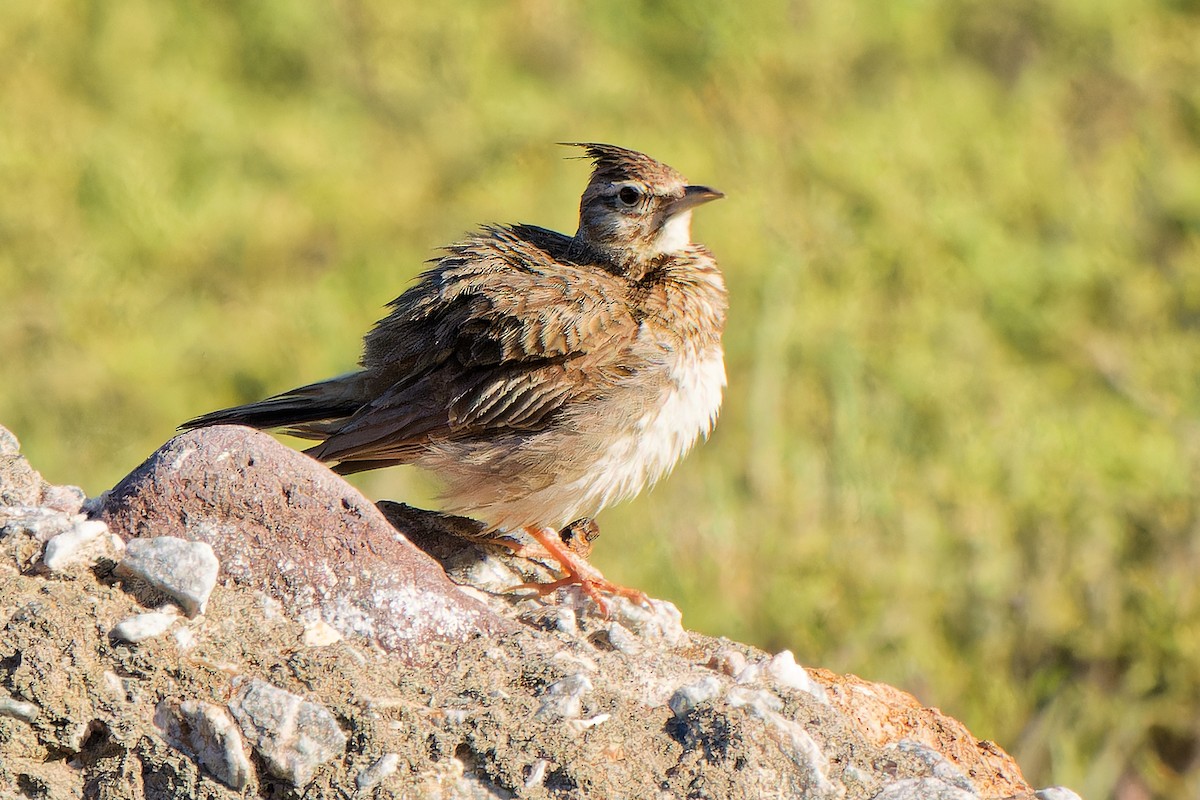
[0,424,1076,799]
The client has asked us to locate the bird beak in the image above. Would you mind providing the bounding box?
[668,185,724,216]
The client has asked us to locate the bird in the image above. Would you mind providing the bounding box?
[182,143,727,610]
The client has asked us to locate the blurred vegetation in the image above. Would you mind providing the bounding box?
[2,1,1198,797]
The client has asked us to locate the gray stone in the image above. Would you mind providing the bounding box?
[229,678,347,787]
[154,699,254,790]
[871,777,979,799]
[115,536,218,617]
[1,509,76,543]
[893,738,976,793]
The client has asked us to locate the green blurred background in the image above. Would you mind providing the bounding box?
[2,1,1198,797]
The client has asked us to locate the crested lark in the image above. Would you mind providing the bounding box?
[183,143,727,609]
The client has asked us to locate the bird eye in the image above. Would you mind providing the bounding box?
[617,186,641,206]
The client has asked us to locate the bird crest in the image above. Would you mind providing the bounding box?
[560,142,686,187]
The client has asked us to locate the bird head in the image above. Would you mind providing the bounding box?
[565,143,723,272]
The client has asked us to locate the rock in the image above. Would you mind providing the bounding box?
[356,752,400,791]
[94,426,514,662]
[810,667,1033,800]
[708,646,748,677]
[0,694,40,722]
[607,595,687,647]
[0,420,1055,799]
[419,757,514,799]
[40,483,87,514]
[535,673,592,720]
[115,536,218,617]
[1036,787,1084,800]
[1,508,76,544]
[41,518,124,572]
[760,649,828,702]
[109,608,181,643]
[0,425,84,513]
[0,428,45,508]
[892,738,976,793]
[0,425,19,456]
[871,777,979,799]
[669,675,724,717]
[728,688,839,798]
[154,699,254,790]
[302,619,343,647]
[523,758,549,789]
[228,678,347,787]
[599,620,642,654]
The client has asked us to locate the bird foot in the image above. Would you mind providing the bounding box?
[507,526,648,615]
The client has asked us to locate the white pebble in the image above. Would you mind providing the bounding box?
[1037,788,1084,800]
[302,620,343,647]
[727,686,783,714]
[174,626,196,651]
[0,695,39,722]
[535,673,593,720]
[103,671,126,699]
[356,753,401,791]
[551,607,578,635]
[604,622,642,655]
[110,608,180,643]
[155,699,253,790]
[525,758,549,788]
[763,650,828,703]
[567,712,611,732]
[116,536,219,617]
[668,676,723,717]
[41,519,123,572]
[609,597,687,647]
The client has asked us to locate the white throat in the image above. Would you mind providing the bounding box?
[654,211,693,255]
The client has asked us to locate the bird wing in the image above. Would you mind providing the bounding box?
[307,226,641,466]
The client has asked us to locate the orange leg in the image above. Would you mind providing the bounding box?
[510,526,648,614]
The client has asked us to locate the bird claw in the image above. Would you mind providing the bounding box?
[505,526,649,616]
[507,574,648,617]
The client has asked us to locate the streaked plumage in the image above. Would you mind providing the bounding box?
[183,143,726,607]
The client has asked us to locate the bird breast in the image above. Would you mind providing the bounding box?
[583,339,726,513]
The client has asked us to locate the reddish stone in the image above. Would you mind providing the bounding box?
[94,425,514,662]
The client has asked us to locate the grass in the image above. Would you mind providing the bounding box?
[2,1,1199,797]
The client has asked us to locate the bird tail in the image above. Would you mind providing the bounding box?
[180,371,368,440]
